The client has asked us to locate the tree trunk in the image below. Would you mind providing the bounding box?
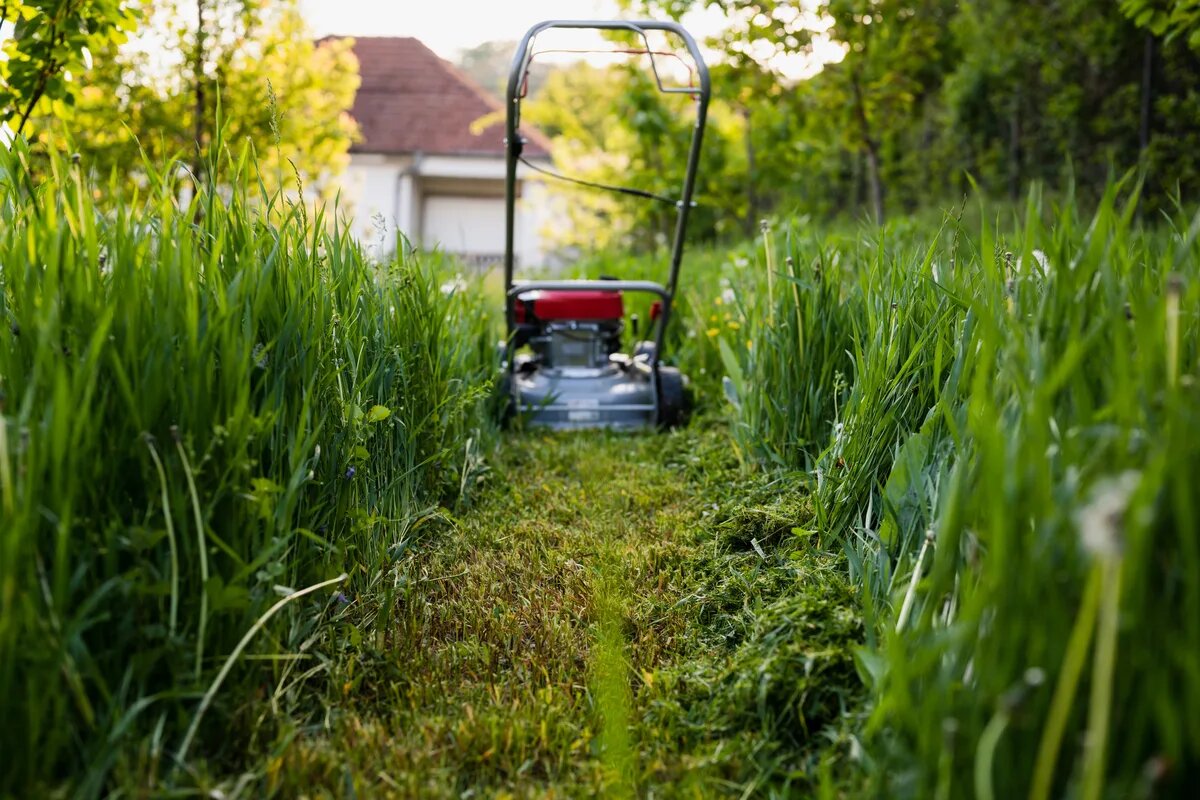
[192,0,207,183]
[1007,85,1021,202]
[1139,32,1155,156]
[849,146,862,213]
[742,105,758,236]
[850,69,884,224]
[919,98,934,206]
[864,144,884,225]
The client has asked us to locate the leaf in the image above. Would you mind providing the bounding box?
[204,575,250,613]
[366,404,391,423]
[854,645,887,690]
[718,337,745,401]
[722,375,741,409]
[880,430,932,546]
[251,477,282,495]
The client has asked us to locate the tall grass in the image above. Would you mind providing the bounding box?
[0,139,494,794]
[720,182,1200,794]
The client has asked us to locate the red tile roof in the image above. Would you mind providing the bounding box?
[337,36,550,158]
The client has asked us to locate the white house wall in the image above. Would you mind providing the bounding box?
[422,195,506,265]
[338,152,560,269]
[339,153,412,257]
[517,180,557,273]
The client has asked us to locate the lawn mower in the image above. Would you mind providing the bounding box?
[499,20,710,429]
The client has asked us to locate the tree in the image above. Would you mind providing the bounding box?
[626,0,1200,217]
[457,40,552,100]
[511,0,1197,242]
[0,0,140,136]
[27,0,360,198]
[1121,0,1200,48]
[624,0,958,222]
[520,56,760,251]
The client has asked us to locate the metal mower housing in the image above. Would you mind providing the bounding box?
[500,20,709,430]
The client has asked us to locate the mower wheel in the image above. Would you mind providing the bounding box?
[656,366,690,428]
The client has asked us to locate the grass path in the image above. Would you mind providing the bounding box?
[269,422,862,798]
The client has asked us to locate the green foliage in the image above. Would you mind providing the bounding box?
[577,0,1200,237]
[0,138,494,795]
[0,0,140,134]
[524,60,751,251]
[457,39,551,99]
[26,0,360,199]
[1122,0,1200,48]
[713,186,1200,795]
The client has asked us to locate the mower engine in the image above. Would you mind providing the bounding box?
[507,288,687,429]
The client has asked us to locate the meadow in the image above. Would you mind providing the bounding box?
[2,141,1198,798]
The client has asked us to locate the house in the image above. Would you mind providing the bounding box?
[334,36,557,268]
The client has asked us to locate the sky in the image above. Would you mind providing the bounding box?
[0,0,842,145]
[298,0,726,61]
[297,0,840,79]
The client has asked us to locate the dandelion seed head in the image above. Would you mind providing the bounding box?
[440,275,467,296]
[1076,471,1140,558]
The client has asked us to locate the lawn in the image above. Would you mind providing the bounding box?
[261,424,859,798]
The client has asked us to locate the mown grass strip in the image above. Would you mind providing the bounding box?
[253,424,860,798]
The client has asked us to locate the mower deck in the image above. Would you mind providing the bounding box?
[510,360,657,430]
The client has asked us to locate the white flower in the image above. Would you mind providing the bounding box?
[1015,249,1052,277]
[440,275,467,296]
[1076,471,1140,558]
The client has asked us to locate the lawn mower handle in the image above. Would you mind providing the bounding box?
[503,20,710,371]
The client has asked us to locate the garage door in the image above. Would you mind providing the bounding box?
[421,195,507,266]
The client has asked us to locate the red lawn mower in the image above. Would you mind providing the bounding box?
[499,20,710,429]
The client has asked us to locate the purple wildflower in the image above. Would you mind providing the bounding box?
[345,466,356,479]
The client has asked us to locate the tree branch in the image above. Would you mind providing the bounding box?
[12,0,81,135]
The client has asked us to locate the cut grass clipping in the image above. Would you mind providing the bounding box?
[263,425,861,799]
